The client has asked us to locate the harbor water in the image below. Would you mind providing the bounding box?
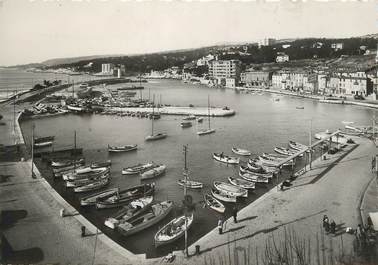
[19,79,374,258]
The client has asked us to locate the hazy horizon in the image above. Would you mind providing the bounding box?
[0,0,377,66]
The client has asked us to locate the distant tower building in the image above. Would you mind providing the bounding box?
[101,63,114,74]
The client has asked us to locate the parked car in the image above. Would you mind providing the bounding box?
[354,94,365,100]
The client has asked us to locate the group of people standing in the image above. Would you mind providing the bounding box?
[323,215,337,234]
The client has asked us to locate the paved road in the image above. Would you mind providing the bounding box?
[169,137,376,265]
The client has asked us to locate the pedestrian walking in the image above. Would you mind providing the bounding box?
[330,220,336,234]
[323,215,329,232]
[233,205,238,223]
[218,219,223,234]
[372,156,376,172]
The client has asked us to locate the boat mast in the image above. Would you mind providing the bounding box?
[183,144,188,257]
[31,123,35,178]
[151,95,155,135]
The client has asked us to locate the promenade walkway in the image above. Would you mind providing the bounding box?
[170,137,376,265]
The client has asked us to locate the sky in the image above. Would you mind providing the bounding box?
[0,0,377,66]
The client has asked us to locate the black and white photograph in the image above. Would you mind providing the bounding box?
[1,0,378,264]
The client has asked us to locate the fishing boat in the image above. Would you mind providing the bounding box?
[213,181,248,197]
[154,213,194,247]
[182,115,196,120]
[288,141,307,151]
[231,147,251,156]
[211,188,236,203]
[180,121,192,128]
[261,154,295,166]
[145,95,167,141]
[197,117,204,123]
[65,173,110,188]
[213,153,239,164]
[91,160,112,168]
[274,147,299,156]
[80,188,119,206]
[140,164,166,180]
[96,183,155,209]
[73,178,110,193]
[63,167,110,181]
[51,158,85,168]
[250,159,280,173]
[177,147,203,189]
[204,194,225,213]
[228,176,255,190]
[177,179,203,189]
[197,96,216,136]
[34,135,55,143]
[104,196,154,229]
[53,166,86,178]
[257,156,281,167]
[34,141,53,148]
[240,165,273,178]
[108,144,137,153]
[239,171,269,183]
[122,162,156,175]
[117,200,173,237]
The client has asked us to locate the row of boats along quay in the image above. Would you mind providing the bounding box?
[11,76,376,257]
[4,77,378,260]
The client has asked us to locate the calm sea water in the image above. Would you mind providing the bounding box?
[19,79,374,257]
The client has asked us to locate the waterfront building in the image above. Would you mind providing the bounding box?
[196,54,216,66]
[101,63,114,75]
[276,52,289,63]
[225,78,237,88]
[272,71,290,90]
[241,70,272,87]
[209,59,241,86]
[326,71,367,96]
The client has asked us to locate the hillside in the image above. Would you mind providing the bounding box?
[41,54,126,67]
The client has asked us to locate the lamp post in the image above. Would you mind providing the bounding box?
[31,123,35,178]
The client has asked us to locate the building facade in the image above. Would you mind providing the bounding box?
[101,63,114,74]
[276,53,289,63]
[209,60,241,86]
[241,70,271,87]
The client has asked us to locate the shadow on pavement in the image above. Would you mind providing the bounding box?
[238,215,258,223]
[223,226,245,234]
[0,174,14,183]
[0,210,27,230]
[1,234,44,264]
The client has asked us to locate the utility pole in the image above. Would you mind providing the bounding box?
[31,123,35,178]
[13,90,16,133]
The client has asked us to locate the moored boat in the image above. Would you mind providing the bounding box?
[197,117,204,123]
[154,213,194,247]
[96,183,155,209]
[182,115,196,120]
[240,165,273,178]
[117,200,173,237]
[34,141,53,148]
[108,144,137,152]
[140,164,166,180]
[51,158,84,168]
[63,167,110,181]
[231,147,251,156]
[80,188,119,206]
[145,133,167,141]
[228,176,255,189]
[239,171,269,183]
[274,147,301,157]
[73,178,110,193]
[214,181,247,197]
[197,128,216,136]
[204,194,225,213]
[180,121,192,128]
[177,179,203,189]
[65,173,110,188]
[122,162,156,175]
[211,188,236,203]
[213,153,239,164]
[104,196,154,229]
[91,160,112,168]
[288,141,307,151]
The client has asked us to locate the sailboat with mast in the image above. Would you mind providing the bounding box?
[177,145,203,189]
[145,95,167,141]
[197,95,216,136]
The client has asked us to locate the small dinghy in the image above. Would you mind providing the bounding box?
[63,167,110,181]
[96,183,155,209]
[108,144,137,153]
[177,179,203,189]
[288,141,307,151]
[34,141,53,148]
[145,133,167,141]
[180,121,192,128]
[197,128,216,136]
[51,158,85,168]
[140,164,166,180]
[274,147,301,157]
[248,159,279,174]
[197,117,204,123]
[211,188,236,203]
[239,171,269,183]
[104,196,154,229]
[228,176,255,190]
[231,147,251,156]
[204,194,225,213]
[154,213,194,247]
[73,178,110,193]
[261,154,295,166]
[213,153,239,164]
[122,162,156,175]
[80,188,119,206]
[240,165,273,178]
[91,160,111,168]
[214,181,248,197]
[66,173,109,188]
[118,201,173,237]
[53,166,86,178]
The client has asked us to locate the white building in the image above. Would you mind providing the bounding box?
[331,43,344,51]
[258,38,276,47]
[209,59,241,86]
[101,63,114,74]
[276,53,289,63]
[225,78,237,88]
[196,54,216,66]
